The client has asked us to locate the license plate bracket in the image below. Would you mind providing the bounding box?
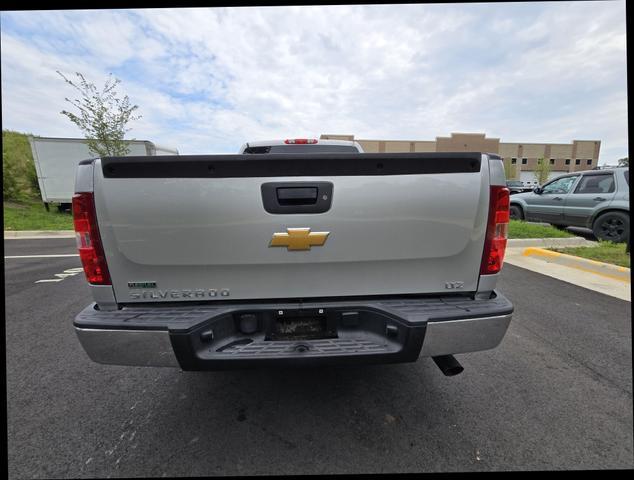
[268,310,337,341]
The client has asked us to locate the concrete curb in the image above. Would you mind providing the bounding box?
[4,230,75,239]
[522,247,630,283]
[508,237,597,248]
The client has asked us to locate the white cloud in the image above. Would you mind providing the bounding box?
[0,2,627,162]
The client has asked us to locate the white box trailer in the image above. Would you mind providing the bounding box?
[28,136,179,209]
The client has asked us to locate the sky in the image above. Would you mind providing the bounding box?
[0,1,628,163]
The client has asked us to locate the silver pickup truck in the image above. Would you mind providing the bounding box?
[72,138,513,376]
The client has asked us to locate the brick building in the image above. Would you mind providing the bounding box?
[320,132,601,185]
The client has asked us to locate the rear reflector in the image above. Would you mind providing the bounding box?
[284,138,318,144]
[480,186,510,275]
[72,192,111,285]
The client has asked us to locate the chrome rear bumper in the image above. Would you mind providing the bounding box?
[76,328,179,367]
[420,314,512,357]
[74,292,513,370]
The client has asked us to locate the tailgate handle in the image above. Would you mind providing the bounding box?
[261,182,333,214]
[276,187,318,205]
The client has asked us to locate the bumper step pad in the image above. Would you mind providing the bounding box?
[212,337,391,357]
[75,292,513,332]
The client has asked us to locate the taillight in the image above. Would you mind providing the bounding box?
[72,192,111,285]
[284,138,318,144]
[480,186,510,275]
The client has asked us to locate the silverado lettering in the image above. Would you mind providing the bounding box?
[128,289,227,299]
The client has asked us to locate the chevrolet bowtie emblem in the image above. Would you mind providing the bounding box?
[269,228,330,251]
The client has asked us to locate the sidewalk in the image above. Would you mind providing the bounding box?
[505,246,630,302]
[507,237,597,248]
[4,230,75,239]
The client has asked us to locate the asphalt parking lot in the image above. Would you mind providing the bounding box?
[5,238,633,477]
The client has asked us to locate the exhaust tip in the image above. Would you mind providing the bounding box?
[432,355,464,376]
[443,365,464,376]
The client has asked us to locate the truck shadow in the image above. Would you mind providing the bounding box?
[85,355,517,475]
[150,359,468,456]
[178,361,444,406]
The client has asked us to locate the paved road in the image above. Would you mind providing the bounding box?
[5,238,633,477]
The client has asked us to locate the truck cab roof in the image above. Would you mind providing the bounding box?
[238,138,364,154]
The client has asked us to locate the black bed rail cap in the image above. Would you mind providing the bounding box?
[99,152,484,179]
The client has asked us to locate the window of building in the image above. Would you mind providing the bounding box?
[565,159,571,165]
[549,158,555,165]
[574,174,615,194]
[575,159,581,165]
[586,159,592,165]
[521,158,527,165]
[511,158,517,164]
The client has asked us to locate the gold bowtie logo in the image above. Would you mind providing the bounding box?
[269,228,330,251]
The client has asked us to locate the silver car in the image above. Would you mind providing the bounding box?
[509,167,629,242]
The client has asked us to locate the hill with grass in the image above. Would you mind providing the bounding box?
[3,130,41,202]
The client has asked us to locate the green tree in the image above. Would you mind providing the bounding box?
[617,157,629,167]
[503,158,517,179]
[533,156,551,185]
[57,71,141,157]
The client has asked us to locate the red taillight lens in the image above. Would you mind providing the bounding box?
[480,186,510,275]
[284,138,318,144]
[72,192,111,285]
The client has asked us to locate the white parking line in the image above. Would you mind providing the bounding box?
[4,254,79,259]
[35,267,84,283]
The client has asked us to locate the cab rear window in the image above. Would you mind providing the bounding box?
[244,145,359,154]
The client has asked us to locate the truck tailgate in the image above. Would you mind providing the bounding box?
[91,153,490,303]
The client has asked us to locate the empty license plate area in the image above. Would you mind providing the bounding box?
[188,306,413,361]
[268,309,338,341]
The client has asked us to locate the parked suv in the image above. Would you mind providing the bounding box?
[509,167,629,242]
[506,180,533,195]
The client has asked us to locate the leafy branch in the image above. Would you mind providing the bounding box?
[57,71,141,157]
